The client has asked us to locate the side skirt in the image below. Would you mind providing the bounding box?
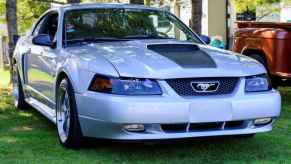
[25,97,56,124]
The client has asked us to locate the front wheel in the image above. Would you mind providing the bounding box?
[56,77,83,149]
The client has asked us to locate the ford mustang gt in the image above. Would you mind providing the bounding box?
[12,3,281,148]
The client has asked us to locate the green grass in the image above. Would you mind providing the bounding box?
[0,69,10,87]
[0,71,291,164]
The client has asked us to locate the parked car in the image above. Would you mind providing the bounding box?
[233,21,291,86]
[12,4,281,149]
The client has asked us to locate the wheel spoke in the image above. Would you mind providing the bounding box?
[65,116,70,136]
[57,88,71,143]
[12,69,19,101]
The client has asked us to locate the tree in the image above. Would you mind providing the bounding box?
[0,0,5,19]
[232,0,282,21]
[190,0,202,34]
[5,0,18,78]
[0,0,5,35]
[17,0,51,33]
[285,0,291,5]
[1,1,51,34]
[232,0,280,13]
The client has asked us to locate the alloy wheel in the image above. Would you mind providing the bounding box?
[57,85,71,143]
[12,66,20,106]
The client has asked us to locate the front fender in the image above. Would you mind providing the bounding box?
[54,59,96,96]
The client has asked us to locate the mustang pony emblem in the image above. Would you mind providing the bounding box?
[191,81,220,92]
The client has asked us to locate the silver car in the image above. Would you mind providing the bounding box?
[12,3,281,149]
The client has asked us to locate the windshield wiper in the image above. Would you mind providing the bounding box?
[122,35,172,40]
[65,37,129,45]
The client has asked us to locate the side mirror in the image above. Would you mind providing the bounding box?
[32,34,55,48]
[13,35,20,45]
[199,35,211,45]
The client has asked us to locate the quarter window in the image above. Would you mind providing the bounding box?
[32,12,59,41]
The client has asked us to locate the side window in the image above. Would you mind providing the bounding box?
[32,12,59,41]
[32,16,47,36]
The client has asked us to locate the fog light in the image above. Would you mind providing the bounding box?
[254,118,272,126]
[124,124,145,132]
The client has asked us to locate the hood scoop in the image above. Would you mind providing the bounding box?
[147,44,217,68]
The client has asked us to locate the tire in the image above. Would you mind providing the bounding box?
[247,54,280,88]
[235,134,255,139]
[12,63,29,110]
[270,76,281,89]
[56,77,83,149]
[248,54,267,68]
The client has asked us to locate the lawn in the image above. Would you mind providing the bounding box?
[0,69,10,87]
[0,69,290,164]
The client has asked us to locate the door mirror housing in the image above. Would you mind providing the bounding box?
[32,34,55,48]
[199,35,211,45]
[13,35,20,45]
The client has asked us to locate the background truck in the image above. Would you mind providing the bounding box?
[233,21,291,86]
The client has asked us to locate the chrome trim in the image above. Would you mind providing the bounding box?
[190,81,220,93]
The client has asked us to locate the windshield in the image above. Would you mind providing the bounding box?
[63,8,202,45]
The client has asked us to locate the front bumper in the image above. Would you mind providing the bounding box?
[75,81,281,140]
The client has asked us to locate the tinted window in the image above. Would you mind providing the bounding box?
[33,12,59,41]
[32,16,46,36]
[63,9,201,44]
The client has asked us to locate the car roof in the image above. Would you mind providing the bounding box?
[55,3,162,11]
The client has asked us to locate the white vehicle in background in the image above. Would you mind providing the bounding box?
[12,3,281,149]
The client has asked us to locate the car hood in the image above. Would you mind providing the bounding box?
[66,40,266,79]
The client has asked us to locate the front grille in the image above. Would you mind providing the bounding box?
[161,121,245,133]
[166,77,239,96]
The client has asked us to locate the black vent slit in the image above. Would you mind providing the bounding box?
[161,121,246,133]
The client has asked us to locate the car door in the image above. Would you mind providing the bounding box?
[26,12,59,109]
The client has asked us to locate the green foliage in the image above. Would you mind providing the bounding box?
[17,0,51,33]
[0,69,10,86]
[284,0,291,5]
[0,0,51,34]
[0,0,5,23]
[232,0,281,12]
[0,0,5,38]
[0,0,4,14]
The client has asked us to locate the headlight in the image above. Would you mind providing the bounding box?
[245,74,272,92]
[89,75,162,95]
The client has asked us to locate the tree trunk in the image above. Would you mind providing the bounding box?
[190,0,202,34]
[129,0,144,5]
[5,0,18,82]
[174,0,181,39]
[67,0,80,3]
